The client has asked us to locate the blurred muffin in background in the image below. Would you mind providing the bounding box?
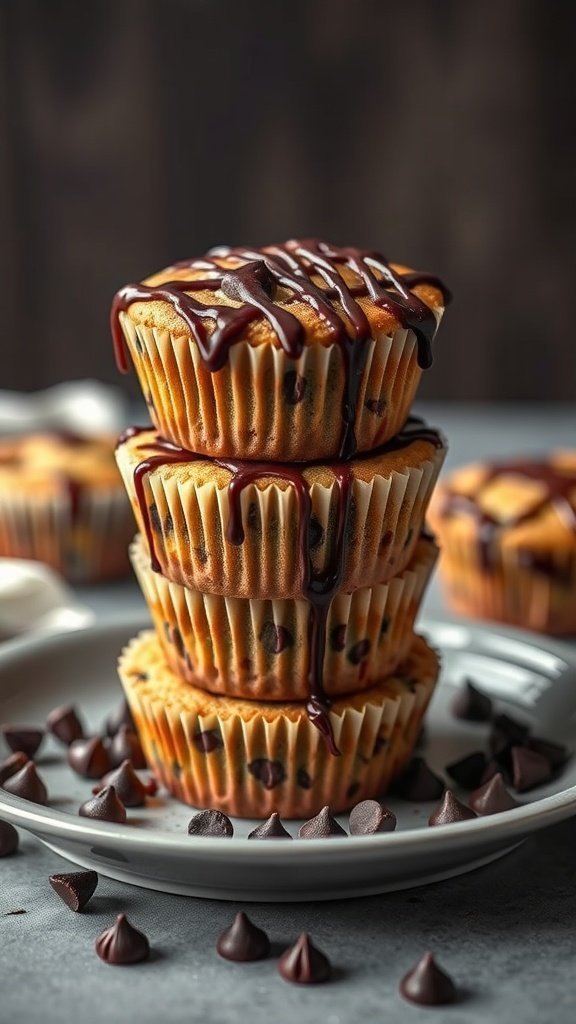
[429,452,576,634]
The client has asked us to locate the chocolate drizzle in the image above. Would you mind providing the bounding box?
[111,239,449,459]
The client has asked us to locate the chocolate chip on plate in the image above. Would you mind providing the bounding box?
[49,870,98,912]
[298,806,347,839]
[187,809,234,838]
[248,812,292,839]
[469,772,519,815]
[108,726,146,770]
[46,705,84,746]
[216,912,270,961]
[349,799,397,835]
[1,725,44,759]
[428,790,477,826]
[446,751,488,790]
[95,914,150,965]
[451,679,492,722]
[68,737,111,779]
[511,746,553,792]
[79,786,127,824]
[278,933,331,984]
[0,820,19,857]
[399,952,457,1006]
[98,760,147,807]
[2,762,48,804]
[394,757,444,802]
[489,713,530,755]
[104,699,135,738]
[526,736,568,771]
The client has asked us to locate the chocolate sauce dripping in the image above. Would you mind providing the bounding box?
[442,461,576,574]
[111,240,449,458]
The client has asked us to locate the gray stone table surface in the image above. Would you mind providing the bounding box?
[2,402,576,1024]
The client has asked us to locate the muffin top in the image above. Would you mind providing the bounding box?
[0,432,124,495]
[111,239,449,372]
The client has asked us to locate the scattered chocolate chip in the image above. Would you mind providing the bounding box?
[79,786,127,823]
[95,913,150,965]
[298,806,347,839]
[46,705,84,746]
[347,639,371,665]
[394,757,444,801]
[400,952,457,1006]
[469,772,519,815]
[2,762,48,804]
[192,730,223,754]
[98,761,147,807]
[349,799,397,835]
[446,751,488,790]
[248,812,292,839]
[108,726,146,770]
[489,713,529,754]
[330,624,347,652]
[511,746,553,792]
[283,371,308,405]
[278,933,331,984]
[188,809,234,838]
[480,758,503,785]
[49,870,98,911]
[217,912,270,961]
[428,790,477,826]
[1,725,43,759]
[104,699,135,738]
[364,397,386,416]
[297,767,312,789]
[308,514,324,550]
[0,819,19,856]
[451,680,492,722]
[248,759,286,790]
[0,751,29,785]
[259,622,293,655]
[68,737,111,779]
[526,736,568,770]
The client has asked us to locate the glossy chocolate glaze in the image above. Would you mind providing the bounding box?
[111,240,449,458]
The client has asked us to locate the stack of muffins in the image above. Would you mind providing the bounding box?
[112,240,449,817]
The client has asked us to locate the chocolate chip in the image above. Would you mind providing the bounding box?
[1,726,43,759]
[187,809,234,838]
[79,786,127,823]
[49,870,98,912]
[308,514,324,550]
[511,746,553,792]
[469,772,519,815]
[489,713,529,753]
[451,679,493,722]
[446,751,488,790]
[46,705,84,746]
[278,933,331,984]
[330,625,347,652]
[0,752,29,785]
[108,726,146,770]
[68,737,111,779]
[171,626,185,659]
[393,758,444,801]
[379,617,390,638]
[259,622,293,655]
[349,799,397,835]
[399,952,457,1006]
[248,759,286,790]
[192,730,223,754]
[98,761,147,807]
[2,762,48,804]
[95,914,150,965]
[0,820,19,857]
[217,912,270,961]
[104,700,135,738]
[298,806,347,839]
[428,789,477,826]
[364,397,386,416]
[526,736,568,770]
[297,767,312,789]
[283,371,308,405]
[373,734,388,755]
[248,812,292,839]
[347,639,371,665]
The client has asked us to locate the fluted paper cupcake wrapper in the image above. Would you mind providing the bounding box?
[130,532,438,700]
[116,429,445,598]
[118,311,442,461]
[0,487,133,582]
[118,630,439,818]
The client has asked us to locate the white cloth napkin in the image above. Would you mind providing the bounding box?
[0,379,127,437]
[0,559,93,642]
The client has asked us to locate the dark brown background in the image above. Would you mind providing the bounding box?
[1,0,575,400]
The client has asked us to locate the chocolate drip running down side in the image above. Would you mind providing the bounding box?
[122,418,443,754]
[111,239,450,458]
[441,461,576,574]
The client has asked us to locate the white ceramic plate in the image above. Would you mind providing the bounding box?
[0,614,575,901]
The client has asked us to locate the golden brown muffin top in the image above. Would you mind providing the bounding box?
[0,432,124,494]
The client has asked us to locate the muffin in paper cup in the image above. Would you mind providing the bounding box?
[118,630,439,818]
[111,240,448,461]
[130,532,438,700]
[0,433,134,582]
[429,452,576,634]
[116,421,446,599]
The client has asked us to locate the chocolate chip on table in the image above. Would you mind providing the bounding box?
[451,679,493,722]
[187,809,234,838]
[446,751,488,790]
[298,806,347,839]
[0,820,19,857]
[2,762,48,804]
[68,737,111,779]
[216,912,271,961]
[1,725,44,759]
[79,786,127,824]
[393,757,444,802]
[399,952,457,1006]
[108,726,146,770]
[511,746,553,792]
[46,705,84,746]
[349,799,397,835]
[97,760,147,807]
[248,812,292,839]
[95,914,150,965]
[428,790,477,826]
[248,759,286,790]
[259,622,293,655]
[278,933,331,984]
[49,870,98,912]
[469,772,519,815]
[0,751,29,785]
[104,699,135,738]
